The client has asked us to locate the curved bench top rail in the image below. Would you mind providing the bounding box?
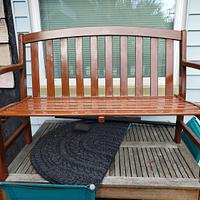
[22,26,182,43]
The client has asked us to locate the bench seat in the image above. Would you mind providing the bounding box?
[1,96,200,117]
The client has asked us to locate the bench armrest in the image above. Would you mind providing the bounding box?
[0,63,24,75]
[182,60,200,70]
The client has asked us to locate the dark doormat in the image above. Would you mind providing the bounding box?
[31,121,130,185]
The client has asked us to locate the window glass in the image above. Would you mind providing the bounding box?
[39,0,175,78]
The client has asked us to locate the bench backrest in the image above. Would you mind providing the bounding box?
[18,26,185,98]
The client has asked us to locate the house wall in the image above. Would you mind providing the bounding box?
[10,0,200,134]
[186,0,200,103]
[0,0,10,66]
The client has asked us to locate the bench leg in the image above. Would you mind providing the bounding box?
[174,115,184,143]
[24,117,32,144]
[98,116,105,123]
[0,190,7,200]
[0,119,8,181]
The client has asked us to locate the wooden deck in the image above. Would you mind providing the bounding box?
[6,120,200,200]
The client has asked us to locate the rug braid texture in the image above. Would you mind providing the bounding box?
[31,122,129,185]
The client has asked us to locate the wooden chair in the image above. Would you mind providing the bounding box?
[0,26,200,181]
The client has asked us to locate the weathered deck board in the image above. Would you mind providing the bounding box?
[6,120,200,199]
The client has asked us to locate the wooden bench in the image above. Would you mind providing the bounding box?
[0,26,200,182]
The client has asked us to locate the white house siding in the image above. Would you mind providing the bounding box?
[186,0,200,104]
[10,0,200,133]
[0,0,10,66]
[0,0,15,89]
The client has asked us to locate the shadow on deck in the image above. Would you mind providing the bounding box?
[6,121,200,200]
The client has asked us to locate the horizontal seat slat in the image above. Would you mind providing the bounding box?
[7,103,188,107]
[10,109,197,113]
[9,102,195,106]
[1,96,199,117]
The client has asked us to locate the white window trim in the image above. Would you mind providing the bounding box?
[173,0,188,86]
[28,0,45,85]
[28,0,187,88]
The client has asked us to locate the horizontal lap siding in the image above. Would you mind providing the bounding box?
[11,0,31,94]
[11,0,53,134]
[0,1,9,63]
[187,0,200,104]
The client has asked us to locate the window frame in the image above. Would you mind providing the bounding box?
[28,0,187,90]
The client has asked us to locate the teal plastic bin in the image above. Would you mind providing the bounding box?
[182,116,200,165]
[0,182,95,200]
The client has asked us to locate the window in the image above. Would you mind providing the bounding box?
[29,0,186,89]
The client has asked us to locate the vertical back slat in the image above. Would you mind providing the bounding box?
[150,38,158,96]
[165,39,174,96]
[46,40,55,97]
[180,31,186,98]
[31,42,40,97]
[105,36,113,96]
[18,34,27,99]
[76,37,84,96]
[61,38,69,96]
[90,36,98,96]
[135,37,143,96]
[120,36,128,96]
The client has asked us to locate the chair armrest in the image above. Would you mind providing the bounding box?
[0,63,24,75]
[182,60,200,70]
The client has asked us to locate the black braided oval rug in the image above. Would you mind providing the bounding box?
[31,121,129,185]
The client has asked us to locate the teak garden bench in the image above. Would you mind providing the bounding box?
[0,26,200,182]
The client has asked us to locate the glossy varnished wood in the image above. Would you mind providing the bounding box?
[31,42,40,97]
[150,38,158,96]
[76,37,84,96]
[45,40,55,97]
[165,39,174,96]
[12,27,194,101]
[4,121,28,150]
[175,31,187,143]
[135,37,143,96]
[0,190,6,200]
[179,31,187,99]
[0,64,23,75]
[18,34,33,157]
[90,36,98,96]
[120,36,128,96]
[18,34,27,99]
[105,36,113,96]
[60,38,69,96]
[182,60,200,70]
[22,26,182,43]
[1,96,200,117]
[179,120,200,149]
[24,118,32,144]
